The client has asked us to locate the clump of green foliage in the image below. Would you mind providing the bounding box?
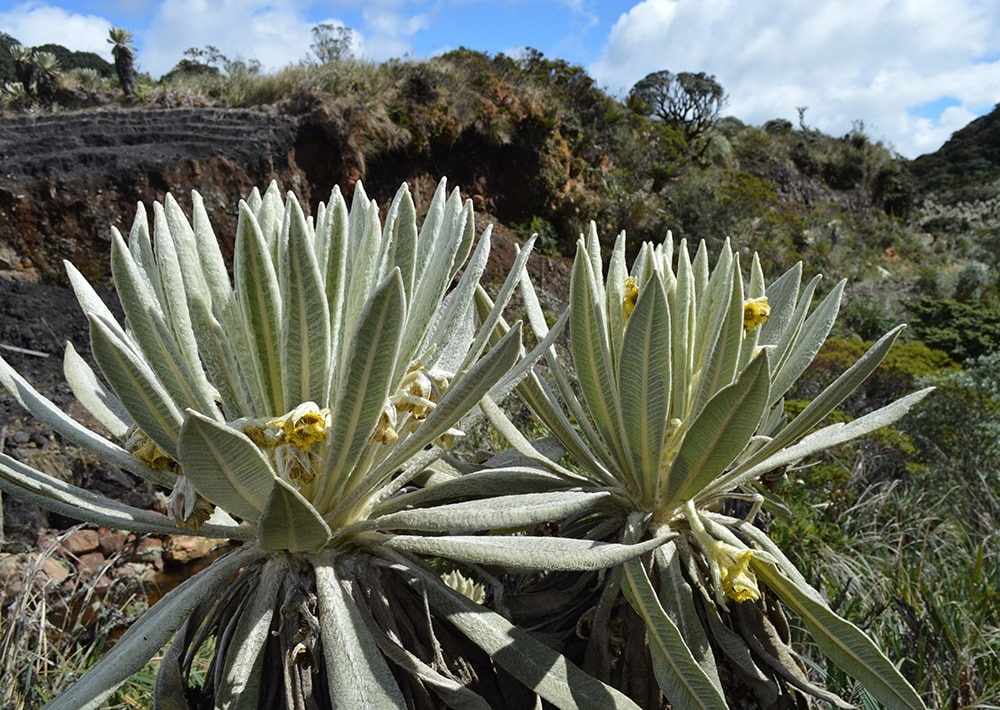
[770,341,1000,708]
[907,297,1000,362]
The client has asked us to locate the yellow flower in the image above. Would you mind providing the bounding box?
[742,296,770,333]
[623,276,639,320]
[393,363,452,423]
[684,500,761,607]
[125,426,175,470]
[372,400,399,444]
[711,542,761,604]
[268,402,331,450]
[395,364,433,420]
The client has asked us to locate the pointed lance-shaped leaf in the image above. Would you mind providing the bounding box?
[622,555,728,709]
[662,353,770,508]
[178,409,277,523]
[314,560,408,708]
[752,558,926,709]
[258,477,332,552]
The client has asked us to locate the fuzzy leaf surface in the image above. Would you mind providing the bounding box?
[622,556,728,709]
[663,353,769,506]
[373,491,611,533]
[395,553,641,709]
[178,409,277,523]
[752,558,926,709]
[258,477,331,552]
[380,531,672,571]
[314,561,407,707]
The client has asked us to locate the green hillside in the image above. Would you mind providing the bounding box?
[911,102,1000,192]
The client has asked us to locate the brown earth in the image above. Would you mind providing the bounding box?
[0,102,569,554]
[1,105,315,284]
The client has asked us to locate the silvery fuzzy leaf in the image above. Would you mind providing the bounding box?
[63,341,130,438]
[622,554,727,709]
[372,490,612,533]
[88,312,184,460]
[178,409,276,523]
[314,561,407,708]
[258,477,331,552]
[235,201,284,414]
[380,529,673,571]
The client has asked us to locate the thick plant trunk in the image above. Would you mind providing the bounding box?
[115,52,136,97]
[13,61,34,96]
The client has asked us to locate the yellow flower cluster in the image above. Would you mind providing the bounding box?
[623,276,639,320]
[268,402,331,450]
[440,569,486,604]
[371,363,456,446]
[373,400,399,444]
[394,362,450,421]
[125,426,175,470]
[742,296,770,333]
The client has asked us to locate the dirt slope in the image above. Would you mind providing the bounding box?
[0,106,313,284]
[0,105,318,547]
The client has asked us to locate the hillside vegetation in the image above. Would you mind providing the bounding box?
[2,33,999,708]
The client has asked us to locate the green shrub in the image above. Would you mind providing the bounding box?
[907,296,1000,361]
[518,215,560,255]
[795,337,955,413]
[904,351,1000,509]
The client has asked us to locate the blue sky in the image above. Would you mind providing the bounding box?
[2,0,999,158]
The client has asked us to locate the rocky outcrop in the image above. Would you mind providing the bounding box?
[0,106,355,284]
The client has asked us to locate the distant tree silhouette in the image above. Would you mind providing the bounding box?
[630,70,726,147]
[9,43,34,93]
[1,32,21,82]
[31,50,61,101]
[310,24,355,64]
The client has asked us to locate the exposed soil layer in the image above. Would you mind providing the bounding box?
[0,106,313,548]
[0,106,325,285]
[0,108,299,184]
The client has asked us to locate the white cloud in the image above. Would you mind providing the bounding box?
[139,0,318,76]
[590,0,1000,157]
[0,2,112,56]
[360,2,429,60]
[138,0,430,75]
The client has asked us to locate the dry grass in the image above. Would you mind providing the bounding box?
[0,527,151,708]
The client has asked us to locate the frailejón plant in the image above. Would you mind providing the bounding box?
[0,181,658,709]
[492,227,933,708]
